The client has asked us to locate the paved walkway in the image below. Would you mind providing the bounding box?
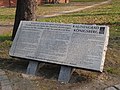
[37,0,111,18]
[105,85,120,90]
[0,69,13,90]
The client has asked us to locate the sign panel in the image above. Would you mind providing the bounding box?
[9,21,109,72]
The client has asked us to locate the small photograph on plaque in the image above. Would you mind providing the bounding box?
[99,27,105,34]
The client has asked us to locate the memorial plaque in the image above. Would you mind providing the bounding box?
[9,21,109,72]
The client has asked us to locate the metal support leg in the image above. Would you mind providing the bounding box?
[26,61,39,75]
[58,66,73,83]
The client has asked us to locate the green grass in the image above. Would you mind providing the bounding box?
[0,32,12,58]
[106,67,120,75]
[0,15,15,20]
[36,5,80,16]
[37,0,120,75]
[0,38,12,58]
[0,8,15,25]
[0,35,11,42]
[0,8,16,15]
[37,0,120,37]
[0,0,107,24]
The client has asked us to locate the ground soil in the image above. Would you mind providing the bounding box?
[0,26,12,35]
[1,59,120,90]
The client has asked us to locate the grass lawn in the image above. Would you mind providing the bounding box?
[0,8,15,25]
[36,5,81,16]
[0,3,83,25]
[37,0,120,75]
[0,0,108,25]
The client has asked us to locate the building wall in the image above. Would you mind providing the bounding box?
[58,0,69,3]
[0,0,3,6]
[0,0,16,7]
[44,0,69,4]
[37,0,45,5]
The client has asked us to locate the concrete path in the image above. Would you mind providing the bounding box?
[105,84,120,90]
[37,0,111,18]
[0,25,13,27]
[0,69,13,90]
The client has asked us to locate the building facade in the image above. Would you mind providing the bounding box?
[0,0,16,7]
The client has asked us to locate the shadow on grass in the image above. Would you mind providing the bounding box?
[0,57,88,83]
[0,35,11,42]
[0,15,15,20]
[37,63,88,83]
[0,58,29,73]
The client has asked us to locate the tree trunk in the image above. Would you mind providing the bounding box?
[12,0,36,40]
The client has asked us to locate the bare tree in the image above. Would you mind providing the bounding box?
[12,0,36,40]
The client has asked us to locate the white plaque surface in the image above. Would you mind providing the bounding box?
[9,21,109,72]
